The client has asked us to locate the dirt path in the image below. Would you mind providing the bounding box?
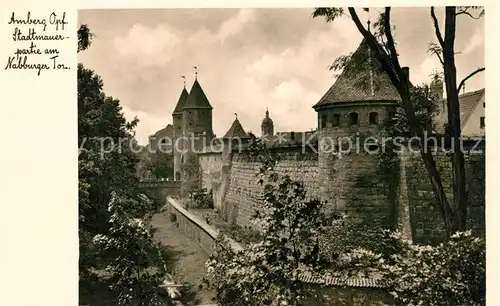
[152,212,216,305]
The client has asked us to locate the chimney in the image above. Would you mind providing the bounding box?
[402,67,410,86]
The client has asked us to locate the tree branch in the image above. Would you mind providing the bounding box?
[430,7,445,48]
[458,67,485,93]
[456,7,484,19]
[384,7,403,82]
[347,7,401,86]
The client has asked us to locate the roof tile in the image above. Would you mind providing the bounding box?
[313,38,401,108]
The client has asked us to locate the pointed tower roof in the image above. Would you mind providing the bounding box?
[173,87,189,114]
[313,38,401,109]
[183,79,213,110]
[223,117,250,139]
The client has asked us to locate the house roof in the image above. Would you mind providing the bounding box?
[183,79,213,110]
[173,88,189,114]
[313,38,401,109]
[459,88,485,126]
[223,118,250,139]
[153,124,173,138]
[434,88,485,133]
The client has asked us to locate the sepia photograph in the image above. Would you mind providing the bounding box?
[77,7,485,305]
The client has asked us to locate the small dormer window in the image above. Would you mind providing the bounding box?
[348,112,359,126]
[480,117,485,128]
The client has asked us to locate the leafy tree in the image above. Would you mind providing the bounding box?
[146,152,174,179]
[180,154,201,196]
[78,24,171,305]
[312,7,484,239]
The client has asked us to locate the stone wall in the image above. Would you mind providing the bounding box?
[192,136,485,244]
[165,197,218,254]
[401,142,485,244]
[223,146,319,227]
[317,129,396,229]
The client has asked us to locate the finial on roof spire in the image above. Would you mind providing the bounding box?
[181,75,186,88]
[193,66,198,80]
[266,107,269,117]
[234,112,238,120]
[363,8,371,33]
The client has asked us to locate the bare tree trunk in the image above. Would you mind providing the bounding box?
[348,7,455,239]
[442,7,468,232]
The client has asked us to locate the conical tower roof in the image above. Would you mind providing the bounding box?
[313,38,401,109]
[173,87,189,114]
[223,117,250,139]
[183,79,213,110]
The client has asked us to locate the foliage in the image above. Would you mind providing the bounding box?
[318,214,403,275]
[146,152,174,179]
[383,84,440,138]
[206,139,330,305]
[219,224,262,246]
[78,24,94,52]
[180,154,201,195]
[78,24,171,305]
[188,188,214,209]
[381,231,485,305]
[93,193,170,306]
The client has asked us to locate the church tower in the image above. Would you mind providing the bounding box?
[261,108,274,137]
[172,83,189,181]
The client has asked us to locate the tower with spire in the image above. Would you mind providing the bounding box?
[261,108,274,138]
[172,77,189,181]
[172,68,214,181]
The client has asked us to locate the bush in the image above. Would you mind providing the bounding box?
[381,230,485,306]
[189,188,214,209]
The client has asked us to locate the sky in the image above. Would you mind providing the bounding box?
[78,8,485,145]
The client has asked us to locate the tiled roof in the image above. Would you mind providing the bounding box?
[313,38,401,109]
[459,88,484,126]
[434,88,485,133]
[183,79,213,109]
[295,271,387,288]
[223,118,250,139]
[173,88,189,114]
[153,124,173,138]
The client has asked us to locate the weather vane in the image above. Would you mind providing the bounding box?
[363,8,371,32]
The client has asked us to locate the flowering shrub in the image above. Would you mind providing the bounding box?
[381,230,485,306]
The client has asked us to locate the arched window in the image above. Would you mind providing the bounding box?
[181,155,184,164]
[348,112,359,126]
[175,172,181,181]
[369,112,379,125]
[331,113,340,127]
[320,115,327,129]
